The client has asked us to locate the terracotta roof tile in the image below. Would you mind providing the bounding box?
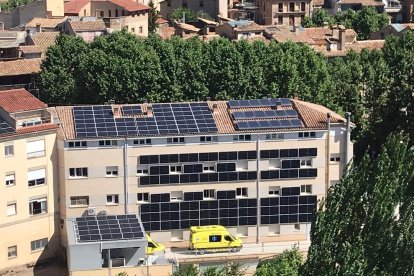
[292,99,344,128]
[107,0,150,11]
[31,32,60,52]
[0,124,58,140]
[233,21,263,32]
[55,106,75,140]
[69,20,107,31]
[156,18,169,25]
[157,26,175,39]
[0,88,47,113]
[0,58,41,77]
[64,0,90,14]
[19,45,43,54]
[26,17,67,28]
[317,40,385,57]
[340,0,384,5]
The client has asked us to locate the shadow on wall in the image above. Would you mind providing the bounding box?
[33,231,67,276]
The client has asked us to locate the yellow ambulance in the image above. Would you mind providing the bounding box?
[146,234,165,254]
[189,225,242,254]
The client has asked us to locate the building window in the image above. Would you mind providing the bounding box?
[137,193,149,202]
[134,139,152,145]
[170,191,183,201]
[29,198,47,215]
[203,189,215,199]
[236,187,248,198]
[266,133,284,140]
[131,27,136,33]
[22,119,41,127]
[167,0,171,6]
[106,166,118,177]
[28,168,46,187]
[139,26,143,33]
[170,165,182,173]
[7,202,16,216]
[26,139,45,158]
[70,196,89,206]
[5,173,15,186]
[301,2,305,11]
[107,194,119,205]
[289,2,295,11]
[182,0,187,8]
[278,3,283,12]
[294,223,300,230]
[137,167,149,175]
[269,186,280,196]
[100,10,104,17]
[69,168,88,178]
[167,137,185,144]
[300,159,312,167]
[233,134,251,141]
[122,10,125,16]
[30,238,48,252]
[4,144,14,156]
[199,0,204,7]
[203,165,215,172]
[289,15,295,26]
[108,10,112,17]
[278,15,283,24]
[99,140,118,147]
[330,154,341,162]
[300,184,312,194]
[8,246,17,258]
[83,9,86,16]
[115,9,119,17]
[200,136,218,142]
[298,132,316,138]
[68,141,87,148]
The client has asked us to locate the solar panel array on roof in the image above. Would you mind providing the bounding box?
[122,105,143,116]
[0,118,14,135]
[228,98,291,109]
[73,102,218,138]
[232,110,298,120]
[236,119,303,130]
[75,215,144,242]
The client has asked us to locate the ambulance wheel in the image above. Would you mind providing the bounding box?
[198,249,205,255]
[230,248,238,253]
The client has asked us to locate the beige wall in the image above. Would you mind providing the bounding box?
[70,264,173,276]
[0,130,59,271]
[159,0,227,20]
[258,0,313,25]
[46,0,64,17]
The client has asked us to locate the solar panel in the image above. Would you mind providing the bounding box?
[236,119,303,130]
[75,215,144,242]
[228,98,292,109]
[0,118,14,135]
[232,110,298,120]
[122,105,143,115]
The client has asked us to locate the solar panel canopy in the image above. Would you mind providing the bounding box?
[232,110,298,120]
[75,215,144,242]
[228,98,292,109]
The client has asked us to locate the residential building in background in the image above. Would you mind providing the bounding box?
[257,0,313,26]
[0,89,59,271]
[216,20,264,39]
[370,23,414,39]
[159,0,228,20]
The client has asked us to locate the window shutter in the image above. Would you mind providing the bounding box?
[28,169,46,181]
[26,140,45,154]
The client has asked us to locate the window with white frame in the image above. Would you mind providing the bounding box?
[170,165,182,173]
[26,139,45,158]
[269,186,280,196]
[300,159,312,167]
[4,144,14,156]
[330,154,341,162]
[265,133,284,140]
[200,136,218,143]
[22,119,41,127]
[233,134,251,141]
[106,166,118,177]
[170,191,183,201]
[5,173,15,186]
[69,167,88,178]
[137,193,149,202]
[236,187,248,197]
[106,194,119,204]
[98,140,118,147]
[167,137,185,144]
[29,197,47,215]
[137,166,149,175]
[30,238,48,251]
[203,189,215,199]
[8,246,17,258]
[28,168,46,187]
[68,141,87,148]
[70,196,89,206]
[298,132,316,138]
[203,164,215,172]
[300,184,312,194]
[7,202,16,216]
[294,224,301,230]
[133,139,152,145]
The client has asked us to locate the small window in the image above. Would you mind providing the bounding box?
[203,165,215,172]
[69,167,88,178]
[269,186,280,196]
[167,137,185,144]
[199,0,204,7]
[139,26,143,33]
[115,9,119,17]
[8,246,17,258]
[170,191,183,201]
[137,193,149,202]
[200,136,218,142]
[100,10,104,17]
[301,2,305,11]
[70,196,89,206]
[330,154,341,162]
[122,10,125,16]
[99,140,118,147]
[278,3,283,12]
[167,0,171,6]
[137,167,149,175]
[131,27,135,33]
[278,15,283,25]
[108,9,112,17]
[233,135,252,141]
[266,133,284,140]
[236,187,248,198]
[289,2,295,11]
[68,141,87,148]
[299,132,316,138]
[30,238,48,252]
[107,194,119,204]
[300,184,312,194]
[29,198,47,215]
[209,235,222,242]
[133,139,152,145]
[27,139,45,158]
[294,224,300,230]
[106,166,118,177]
[5,144,14,156]
[203,189,215,199]
[300,159,312,167]
[5,173,15,187]
[182,1,187,8]
[170,165,182,173]
[28,168,46,187]
[7,202,16,216]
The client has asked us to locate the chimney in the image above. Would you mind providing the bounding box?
[323,21,329,27]
[112,106,121,117]
[143,98,148,104]
[388,16,392,25]
[267,94,272,99]
[212,103,218,113]
[36,23,42,33]
[293,93,298,100]
[206,96,211,101]
[338,25,346,51]
[146,105,153,116]
[331,24,339,38]
[276,100,282,110]
[25,30,31,45]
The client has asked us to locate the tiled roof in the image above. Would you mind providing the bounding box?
[340,0,384,5]
[0,124,58,140]
[65,0,150,13]
[26,17,67,28]
[19,45,43,54]
[69,20,107,31]
[313,0,325,6]
[31,32,60,52]
[64,0,90,13]
[55,106,75,140]
[232,21,263,32]
[157,26,175,39]
[317,40,385,57]
[292,99,344,128]
[0,58,41,77]
[0,88,47,113]
[176,22,200,32]
[156,18,169,25]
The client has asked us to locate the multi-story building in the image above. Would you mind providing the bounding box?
[0,89,59,271]
[55,97,352,250]
[257,0,313,26]
[64,0,150,37]
[159,0,228,20]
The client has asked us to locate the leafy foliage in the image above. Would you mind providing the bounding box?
[255,245,302,276]
[171,263,246,276]
[148,0,160,33]
[0,0,33,11]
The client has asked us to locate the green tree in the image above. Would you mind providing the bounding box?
[353,7,388,40]
[255,245,302,276]
[170,8,198,21]
[301,133,414,275]
[302,9,334,27]
[148,0,160,33]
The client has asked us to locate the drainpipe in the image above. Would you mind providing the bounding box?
[256,135,261,244]
[325,113,331,199]
[344,112,351,167]
[124,137,129,214]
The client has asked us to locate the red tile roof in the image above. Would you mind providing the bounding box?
[64,0,90,14]
[65,0,149,14]
[0,58,41,77]
[0,88,47,113]
[108,0,150,11]
[26,17,67,28]
[0,124,58,140]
